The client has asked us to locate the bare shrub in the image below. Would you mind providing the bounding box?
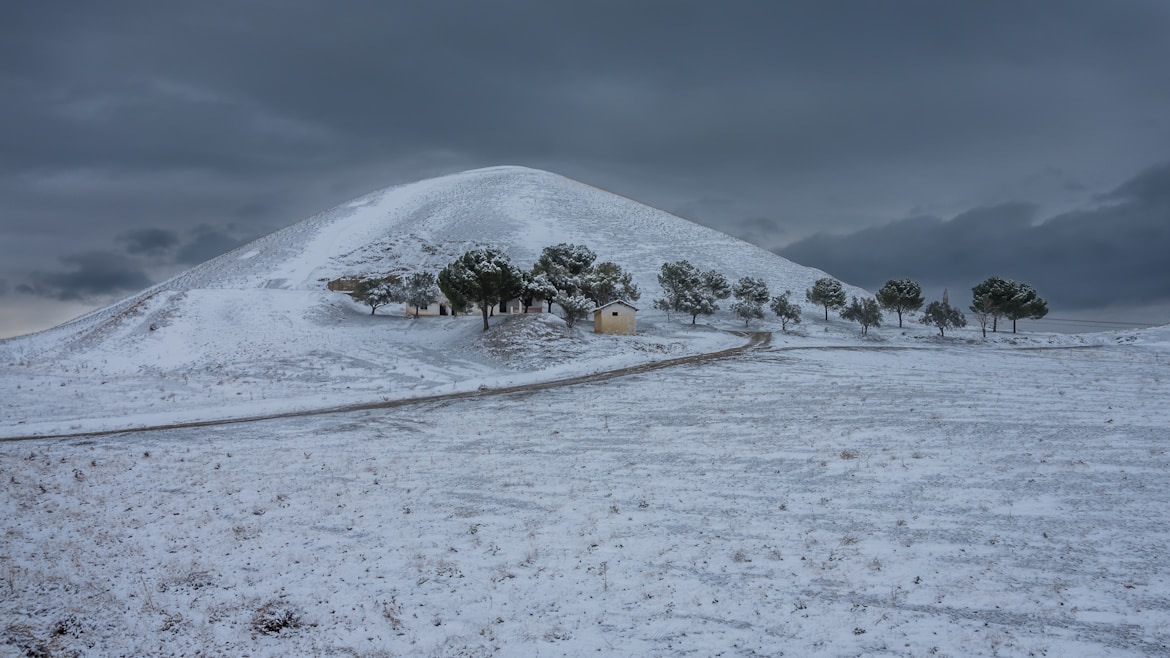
[251,600,303,635]
[840,449,859,460]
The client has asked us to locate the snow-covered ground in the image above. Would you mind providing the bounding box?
[3,324,1168,656]
[3,166,1167,655]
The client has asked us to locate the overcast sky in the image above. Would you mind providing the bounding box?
[3,1,1169,337]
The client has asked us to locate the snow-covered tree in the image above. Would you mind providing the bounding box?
[556,294,593,328]
[731,276,770,326]
[970,276,1016,333]
[533,243,597,309]
[438,248,524,331]
[840,296,883,336]
[655,261,732,325]
[875,278,924,328]
[351,276,401,315]
[521,271,558,312]
[805,277,846,321]
[581,261,640,306]
[402,272,440,318]
[770,291,802,331]
[1003,283,1048,333]
[921,299,967,337]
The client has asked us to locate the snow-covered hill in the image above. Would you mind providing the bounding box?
[0,166,859,435]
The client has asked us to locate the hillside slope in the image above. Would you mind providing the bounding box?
[0,166,859,435]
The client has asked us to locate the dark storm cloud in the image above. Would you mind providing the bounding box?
[117,228,180,255]
[22,252,153,301]
[4,1,1169,180]
[779,162,1170,310]
[174,225,252,265]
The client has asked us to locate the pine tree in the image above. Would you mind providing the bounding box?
[402,272,440,318]
[1003,283,1049,333]
[770,291,802,331]
[920,299,967,337]
[875,278,924,328]
[520,271,558,312]
[840,296,883,336]
[351,276,401,315]
[970,276,1016,332]
[533,243,597,309]
[731,276,770,326]
[438,248,524,331]
[581,261,640,306]
[805,277,846,321]
[655,261,732,325]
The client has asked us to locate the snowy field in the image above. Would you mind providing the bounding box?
[4,330,1169,656]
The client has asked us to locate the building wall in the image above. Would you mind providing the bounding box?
[594,305,637,335]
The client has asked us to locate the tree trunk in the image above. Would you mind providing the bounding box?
[481,305,490,331]
[1012,319,1018,333]
[824,306,829,321]
[992,316,998,332]
[897,310,903,328]
[370,306,376,315]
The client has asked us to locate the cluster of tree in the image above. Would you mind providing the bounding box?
[350,244,642,332]
[530,243,641,326]
[804,277,886,335]
[352,247,1048,339]
[969,276,1049,336]
[654,262,804,330]
[801,275,1046,338]
[654,261,731,325]
[351,272,441,317]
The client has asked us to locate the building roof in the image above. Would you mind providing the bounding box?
[592,300,639,314]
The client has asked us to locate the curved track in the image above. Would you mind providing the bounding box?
[1,332,772,442]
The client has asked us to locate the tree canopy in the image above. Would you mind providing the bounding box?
[533,243,597,307]
[402,272,440,318]
[438,248,524,331]
[581,261,641,307]
[805,277,846,321]
[770,291,802,331]
[921,299,967,337]
[731,276,770,326]
[840,296,883,336]
[351,276,401,315]
[971,277,1048,333]
[875,278,924,328]
[654,260,731,325]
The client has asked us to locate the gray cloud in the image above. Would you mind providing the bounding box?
[175,225,251,265]
[118,227,180,255]
[778,162,1170,310]
[22,251,153,301]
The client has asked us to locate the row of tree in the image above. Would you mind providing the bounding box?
[351,244,640,331]
[651,265,1048,338]
[653,261,804,329]
[351,248,1048,338]
[804,275,1048,337]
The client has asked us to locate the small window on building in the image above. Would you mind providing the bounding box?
[612,311,619,316]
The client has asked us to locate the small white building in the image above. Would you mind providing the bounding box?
[593,300,637,335]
